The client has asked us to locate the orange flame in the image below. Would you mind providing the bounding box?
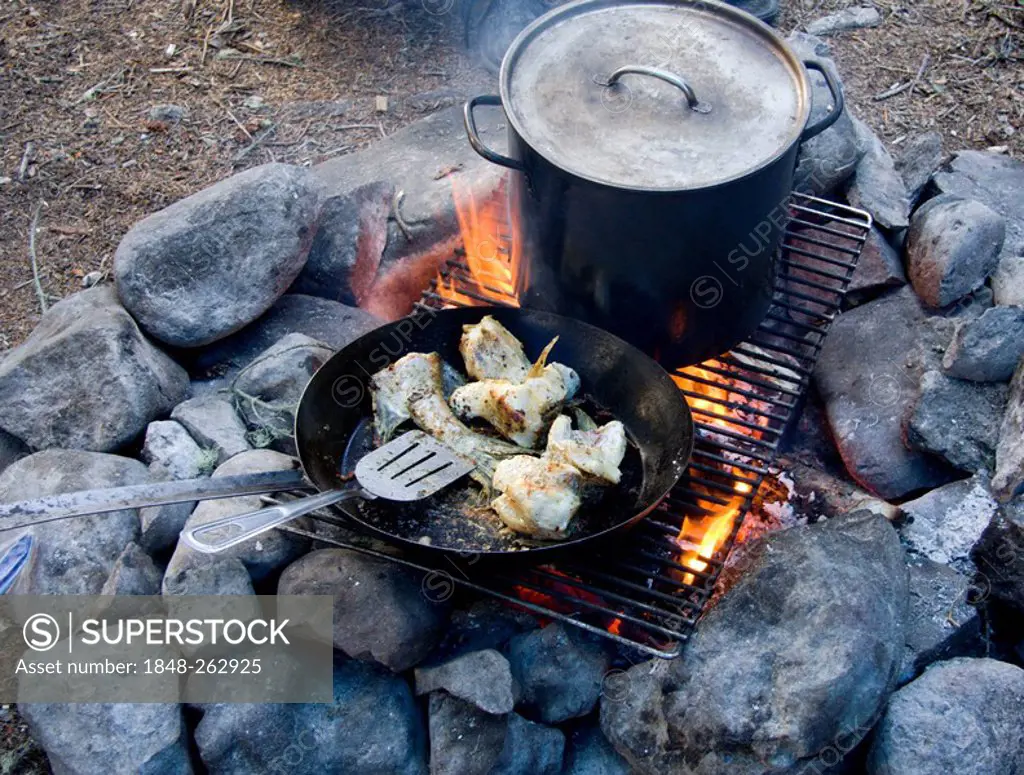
[436,178,523,306]
[672,362,767,586]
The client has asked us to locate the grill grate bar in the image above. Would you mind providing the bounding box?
[304,191,870,657]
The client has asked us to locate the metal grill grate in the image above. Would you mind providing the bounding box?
[296,191,872,658]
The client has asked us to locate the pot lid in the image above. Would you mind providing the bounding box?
[501,0,811,190]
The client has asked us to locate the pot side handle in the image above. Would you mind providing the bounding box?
[800,60,845,141]
[464,95,525,171]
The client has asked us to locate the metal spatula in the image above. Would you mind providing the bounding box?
[181,431,474,554]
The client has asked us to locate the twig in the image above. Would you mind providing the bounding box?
[28,203,47,314]
[149,66,193,74]
[74,68,126,103]
[873,81,911,101]
[393,190,413,241]
[329,123,379,131]
[215,51,305,68]
[906,54,931,100]
[872,54,930,101]
[18,142,34,181]
[319,146,352,158]
[215,99,252,141]
[200,27,212,67]
[232,122,278,164]
[267,120,313,147]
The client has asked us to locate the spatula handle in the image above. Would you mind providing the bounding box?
[180,486,367,554]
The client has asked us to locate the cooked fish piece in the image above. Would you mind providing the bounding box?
[449,335,581,449]
[449,365,570,449]
[370,352,438,442]
[370,352,523,481]
[460,315,533,382]
[491,455,582,539]
[546,415,627,484]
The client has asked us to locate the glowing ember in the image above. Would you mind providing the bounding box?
[436,178,524,307]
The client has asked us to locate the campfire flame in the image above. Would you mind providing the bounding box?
[438,181,770,624]
[436,178,522,307]
[672,362,767,586]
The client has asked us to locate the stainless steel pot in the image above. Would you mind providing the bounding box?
[464,0,843,366]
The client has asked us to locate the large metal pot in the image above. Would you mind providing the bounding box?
[464,0,843,366]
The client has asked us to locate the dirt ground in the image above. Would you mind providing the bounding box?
[1,0,1021,356]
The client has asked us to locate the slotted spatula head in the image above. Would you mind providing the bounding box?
[355,430,475,502]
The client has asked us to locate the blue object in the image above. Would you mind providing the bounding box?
[0,534,33,594]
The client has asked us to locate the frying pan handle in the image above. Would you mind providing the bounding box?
[800,60,845,141]
[596,66,712,114]
[180,486,369,554]
[464,96,525,171]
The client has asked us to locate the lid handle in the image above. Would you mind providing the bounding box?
[596,66,712,114]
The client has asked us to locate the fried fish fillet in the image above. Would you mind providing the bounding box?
[490,455,582,539]
[546,415,627,484]
[450,335,580,449]
[459,315,532,382]
[370,352,523,481]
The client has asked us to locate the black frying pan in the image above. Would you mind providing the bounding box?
[295,306,693,562]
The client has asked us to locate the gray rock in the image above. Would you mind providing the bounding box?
[139,420,208,553]
[906,197,1006,308]
[19,703,191,775]
[195,659,426,774]
[314,107,506,319]
[115,163,320,347]
[232,333,332,454]
[0,287,188,452]
[601,511,909,775]
[564,723,632,775]
[424,599,539,665]
[867,657,1024,775]
[162,552,255,597]
[414,649,516,715]
[277,548,450,671]
[101,542,162,595]
[171,395,250,465]
[805,6,882,35]
[141,419,211,480]
[508,622,611,724]
[848,226,907,301]
[898,473,998,572]
[794,110,863,198]
[933,151,1024,306]
[139,497,194,556]
[189,294,381,377]
[0,428,28,476]
[787,33,863,198]
[845,116,911,231]
[492,713,565,775]
[900,557,982,686]
[815,287,956,499]
[168,450,309,581]
[148,104,186,124]
[993,360,1024,500]
[428,692,508,775]
[972,497,1024,614]
[896,131,945,205]
[943,305,1024,383]
[993,256,1024,307]
[290,181,393,305]
[0,450,157,594]
[905,370,1007,473]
